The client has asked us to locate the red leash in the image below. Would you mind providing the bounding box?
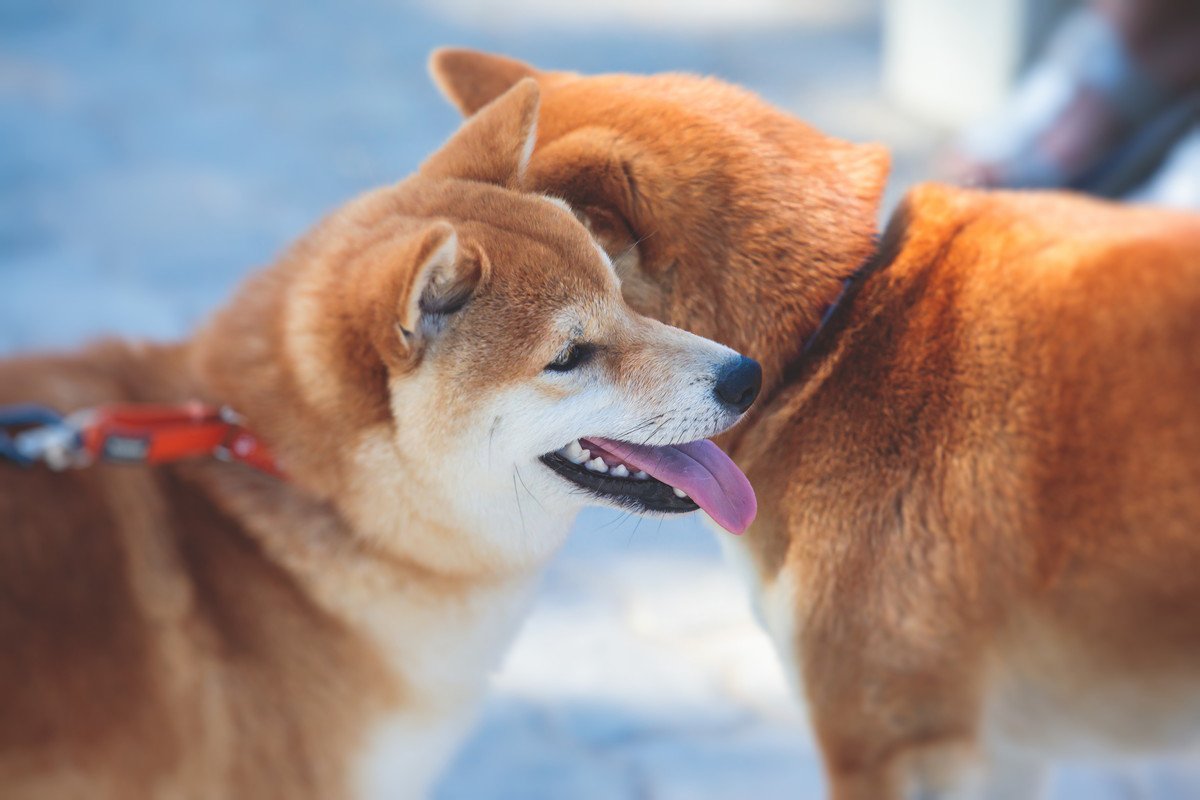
[0,402,281,476]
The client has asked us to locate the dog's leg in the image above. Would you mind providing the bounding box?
[825,740,1047,800]
[824,737,985,800]
[827,768,903,800]
[804,625,991,800]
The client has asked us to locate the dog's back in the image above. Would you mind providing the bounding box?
[0,345,396,799]
[0,346,169,797]
[0,346,214,796]
[740,185,1200,792]
[933,188,1200,749]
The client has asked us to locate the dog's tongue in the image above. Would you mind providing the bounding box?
[584,437,756,535]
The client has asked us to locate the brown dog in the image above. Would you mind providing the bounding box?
[0,80,762,799]
[432,50,1200,798]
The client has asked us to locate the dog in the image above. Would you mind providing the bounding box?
[0,80,762,799]
[432,50,1200,799]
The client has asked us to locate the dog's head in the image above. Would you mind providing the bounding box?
[429,50,889,400]
[200,80,758,567]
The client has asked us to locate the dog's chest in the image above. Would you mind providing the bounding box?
[351,579,539,799]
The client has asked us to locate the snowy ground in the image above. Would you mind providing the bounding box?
[3,0,1199,797]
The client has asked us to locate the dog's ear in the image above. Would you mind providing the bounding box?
[420,78,540,188]
[376,221,488,364]
[429,48,540,116]
[523,128,646,266]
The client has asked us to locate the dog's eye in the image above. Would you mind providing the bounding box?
[545,342,593,373]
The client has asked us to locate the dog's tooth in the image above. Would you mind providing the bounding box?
[568,448,591,465]
[633,470,649,480]
[585,457,608,473]
[610,464,630,478]
[564,440,585,460]
[673,487,688,499]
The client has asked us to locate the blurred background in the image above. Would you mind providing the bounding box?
[2,0,1198,797]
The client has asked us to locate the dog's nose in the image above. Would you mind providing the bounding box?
[714,355,762,414]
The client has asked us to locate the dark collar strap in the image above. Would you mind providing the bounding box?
[799,238,887,362]
[776,203,911,393]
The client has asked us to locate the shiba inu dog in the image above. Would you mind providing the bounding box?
[0,80,761,799]
[433,51,1200,799]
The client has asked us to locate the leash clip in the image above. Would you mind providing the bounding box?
[0,405,89,470]
[14,421,90,470]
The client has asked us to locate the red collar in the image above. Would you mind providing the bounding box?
[0,402,282,477]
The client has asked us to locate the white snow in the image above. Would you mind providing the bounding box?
[2,0,1198,796]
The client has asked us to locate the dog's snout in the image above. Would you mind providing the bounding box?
[714,355,762,414]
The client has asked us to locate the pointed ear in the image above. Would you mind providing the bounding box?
[430,48,540,116]
[523,128,646,264]
[385,222,487,360]
[420,78,540,188]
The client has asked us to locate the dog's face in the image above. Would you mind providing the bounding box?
[429,51,889,397]
[270,81,758,563]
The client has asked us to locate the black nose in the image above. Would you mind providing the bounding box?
[714,355,762,414]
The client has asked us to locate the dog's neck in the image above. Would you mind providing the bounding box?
[753,199,912,407]
[744,198,971,459]
[116,333,535,585]
[774,209,910,401]
[188,454,545,795]
[192,454,546,620]
[706,231,882,456]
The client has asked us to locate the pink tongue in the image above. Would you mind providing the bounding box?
[584,437,757,535]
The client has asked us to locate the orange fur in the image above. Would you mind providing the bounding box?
[0,79,753,798]
[432,50,1200,798]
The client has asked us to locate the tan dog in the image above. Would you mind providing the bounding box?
[0,80,762,799]
[433,50,1200,799]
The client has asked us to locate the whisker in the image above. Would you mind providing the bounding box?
[626,513,645,549]
[608,414,663,443]
[615,229,658,265]
[638,416,671,448]
[512,472,527,540]
[515,465,544,513]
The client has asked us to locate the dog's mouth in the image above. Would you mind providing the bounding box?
[539,436,756,534]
